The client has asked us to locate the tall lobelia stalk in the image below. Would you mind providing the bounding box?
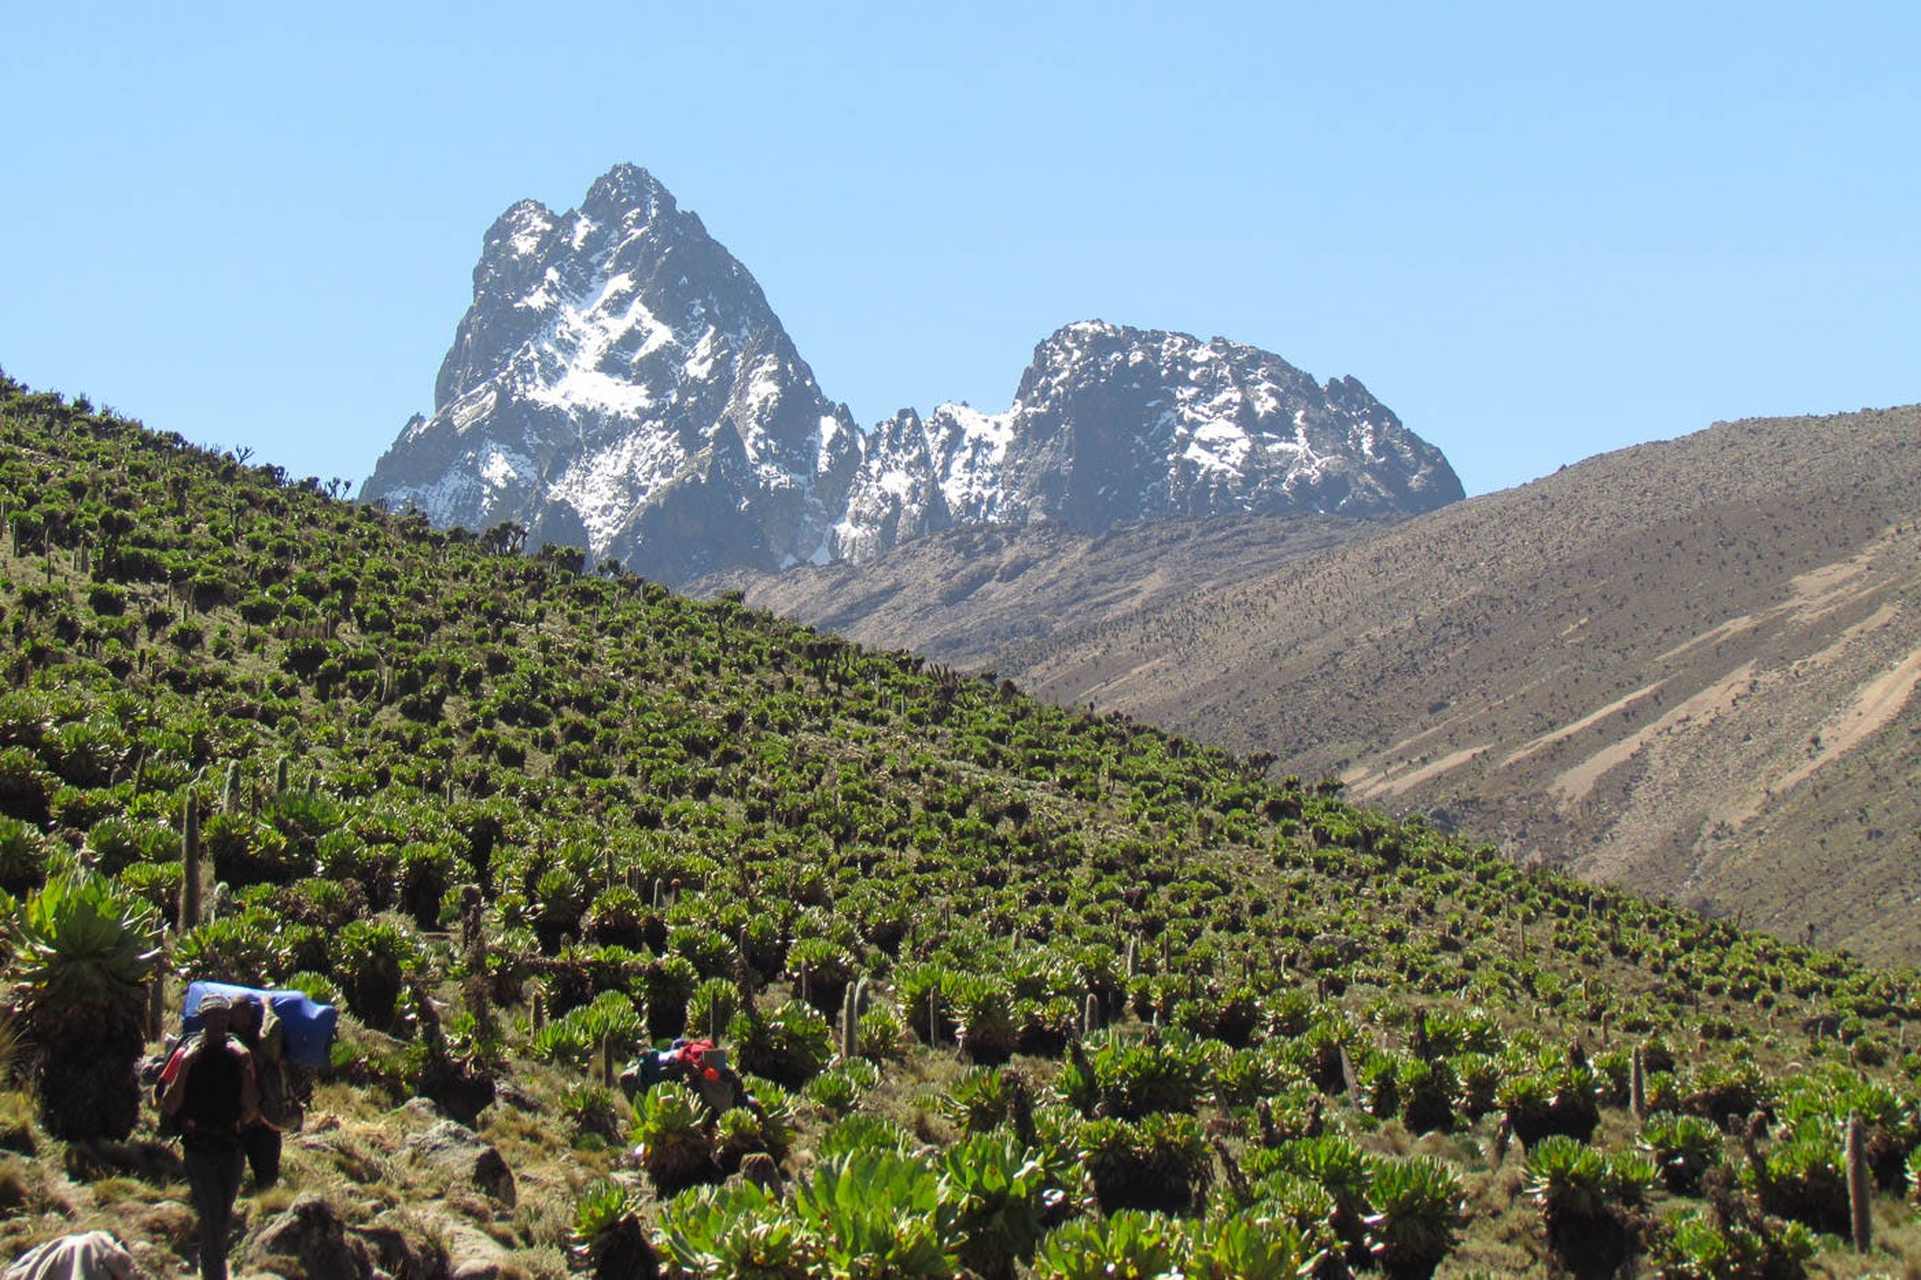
[178,791,202,930]
[1846,1113,1872,1253]
[840,976,867,1060]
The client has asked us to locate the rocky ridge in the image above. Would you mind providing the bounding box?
[364,165,1463,581]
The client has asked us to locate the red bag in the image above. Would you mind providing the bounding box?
[674,1038,721,1081]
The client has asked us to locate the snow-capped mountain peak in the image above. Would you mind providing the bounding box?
[839,321,1462,556]
[365,170,1461,582]
[363,164,860,581]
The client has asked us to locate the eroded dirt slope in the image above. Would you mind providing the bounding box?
[1004,407,1921,961]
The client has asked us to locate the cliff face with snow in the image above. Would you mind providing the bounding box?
[839,323,1462,558]
[365,165,1462,581]
[360,164,860,582]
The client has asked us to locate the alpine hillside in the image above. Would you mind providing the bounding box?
[4,377,1921,1277]
[998,407,1921,964]
[363,165,1462,581]
[693,513,1389,671]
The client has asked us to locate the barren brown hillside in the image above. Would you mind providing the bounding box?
[693,513,1383,668]
[1002,406,1921,962]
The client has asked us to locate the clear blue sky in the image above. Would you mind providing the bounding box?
[3,2,1915,496]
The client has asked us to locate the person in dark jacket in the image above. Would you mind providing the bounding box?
[230,994,295,1188]
[157,994,259,1280]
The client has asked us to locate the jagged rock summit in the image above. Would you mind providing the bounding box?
[837,321,1463,561]
[365,165,1462,580]
[361,163,861,582]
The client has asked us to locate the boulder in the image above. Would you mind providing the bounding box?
[356,1212,452,1280]
[437,1221,511,1280]
[248,1194,378,1280]
[403,1120,516,1206]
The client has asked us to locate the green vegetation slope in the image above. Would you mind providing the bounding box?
[0,374,1918,1277]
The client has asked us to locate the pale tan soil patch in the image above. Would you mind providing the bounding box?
[1788,548,1873,606]
[1787,524,1910,622]
[1502,678,1669,769]
[1652,612,1762,666]
[1836,600,1901,644]
[1725,643,1921,826]
[1549,663,1755,805]
[1359,744,1491,799]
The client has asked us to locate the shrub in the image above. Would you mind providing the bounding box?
[1365,1156,1464,1279]
[952,974,1018,1064]
[1265,1134,1374,1242]
[803,1062,871,1116]
[1059,1030,1212,1119]
[791,1151,957,1279]
[784,935,854,1017]
[1180,1214,1318,1280]
[940,1066,1015,1135]
[1681,1061,1767,1128]
[1500,1066,1600,1146]
[1032,1210,1180,1280]
[729,998,832,1089]
[173,912,283,987]
[329,919,420,1028]
[1214,1045,1295,1108]
[203,812,298,888]
[1640,1112,1724,1194]
[1452,1052,1503,1119]
[629,1082,718,1194]
[571,1178,659,1280]
[0,818,46,897]
[1650,1207,1815,1280]
[1033,1211,1314,1280]
[642,953,698,1039]
[817,1113,913,1160]
[1750,1123,1849,1235]
[1397,1056,1459,1135]
[657,1180,813,1278]
[1525,1135,1654,1274]
[684,976,740,1041]
[938,1130,1060,1280]
[1079,1112,1211,1215]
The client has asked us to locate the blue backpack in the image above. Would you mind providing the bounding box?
[182,981,338,1069]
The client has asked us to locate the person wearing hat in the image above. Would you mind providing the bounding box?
[156,994,260,1280]
[229,993,297,1189]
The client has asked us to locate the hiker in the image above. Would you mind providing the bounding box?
[230,993,297,1189]
[156,994,260,1280]
[621,1038,762,1123]
[674,1040,765,1122]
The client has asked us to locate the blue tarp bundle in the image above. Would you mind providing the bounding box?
[181,980,338,1069]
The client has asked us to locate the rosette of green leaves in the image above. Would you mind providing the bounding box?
[1079,1112,1211,1215]
[1364,1156,1464,1279]
[937,1131,1059,1280]
[1031,1210,1181,1280]
[630,1081,718,1194]
[1060,1029,1213,1119]
[657,1180,814,1280]
[1639,1113,1724,1194]
[791,1150,958,1279]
